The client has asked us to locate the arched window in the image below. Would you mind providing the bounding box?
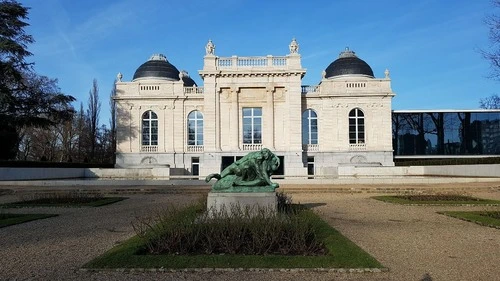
[349,108,365,144]
[142,110,158,146]
[302,109,318,145]
[187,110,204,145]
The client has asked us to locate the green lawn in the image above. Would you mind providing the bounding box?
[372,195,500,205]
[84,206,383,270]
[0,213,58,228]
[0,197,127,208]
[439,211,500,229]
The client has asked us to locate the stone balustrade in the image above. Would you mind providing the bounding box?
[301,80,392,95]
[141,145,158,152]
[217,56,288,69]
[302,144,320,151]
[301,85,320,94]
[242,144,263,151]
[186,145,204,152]
[349,143,366,151]
[183,87,204,94]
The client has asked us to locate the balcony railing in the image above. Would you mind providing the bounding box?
[186,145,204,152]
[183,86,204,94]
[141,145,158,152]
[242,144,263,151]
[302,144,319,151]
[349,143,366,151]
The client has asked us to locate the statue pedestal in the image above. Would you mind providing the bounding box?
[207,192,277,216]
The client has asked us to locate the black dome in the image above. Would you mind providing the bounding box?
[324,48,374,79]
[133,54,180,81]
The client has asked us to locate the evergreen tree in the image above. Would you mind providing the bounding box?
[87,79,100,161]
[0,0,74,159]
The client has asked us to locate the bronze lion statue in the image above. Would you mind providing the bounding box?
[205,148,280,192]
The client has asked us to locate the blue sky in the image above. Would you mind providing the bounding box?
[21,0,499,127]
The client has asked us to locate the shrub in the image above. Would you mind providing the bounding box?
[276,191,294,213]
[19,191,104,204]
[395,194,480,202]
[132,200,326,256]
[480,211,500,219]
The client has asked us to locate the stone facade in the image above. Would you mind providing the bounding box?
[114,39,395,177]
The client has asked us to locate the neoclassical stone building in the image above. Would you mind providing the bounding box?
[114,39,395,177]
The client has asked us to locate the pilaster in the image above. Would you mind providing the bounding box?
[231,87,240,150]
[266,88,275,150]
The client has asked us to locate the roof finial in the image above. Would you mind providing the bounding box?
[384,68,390,79]
[339,47,356,58]
[149,54,167,61]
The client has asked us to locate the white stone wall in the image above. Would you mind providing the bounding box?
[114,42,394,177]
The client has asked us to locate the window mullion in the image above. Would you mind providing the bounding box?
[149,118,152,145]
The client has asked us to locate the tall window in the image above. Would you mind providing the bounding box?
[242,107,262,144]
[349,108,365,144]
[187,110,204,145]
[142,110,158,146]
[302,109,318,144]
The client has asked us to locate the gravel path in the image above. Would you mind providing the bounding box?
[0,188,499,281]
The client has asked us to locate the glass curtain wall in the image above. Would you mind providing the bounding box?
[392,111,500,156]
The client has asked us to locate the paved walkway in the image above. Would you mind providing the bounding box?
[0,183,499,280]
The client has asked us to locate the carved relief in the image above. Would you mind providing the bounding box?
[350,155,367,163]
[220,88,231,101]
[141,156,158,165]
[239,88,266,102]
[274,88,285,101]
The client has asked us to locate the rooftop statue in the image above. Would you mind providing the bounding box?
[289,38,299,54]
[205,148,280,192]
[205,39,215,55]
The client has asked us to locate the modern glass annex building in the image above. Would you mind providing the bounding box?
[392,110,500,158]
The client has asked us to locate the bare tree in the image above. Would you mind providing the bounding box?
[479,94,500,109]
[482,0,500,80]
[87,79,101,161]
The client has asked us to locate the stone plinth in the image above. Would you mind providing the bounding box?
[207,192,277,216]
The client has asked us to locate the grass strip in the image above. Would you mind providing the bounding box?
[84,205,382,269]
[372,195,500,205]
[0,213,58,228]
[1,197,127,208]
[439,211,500,229]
